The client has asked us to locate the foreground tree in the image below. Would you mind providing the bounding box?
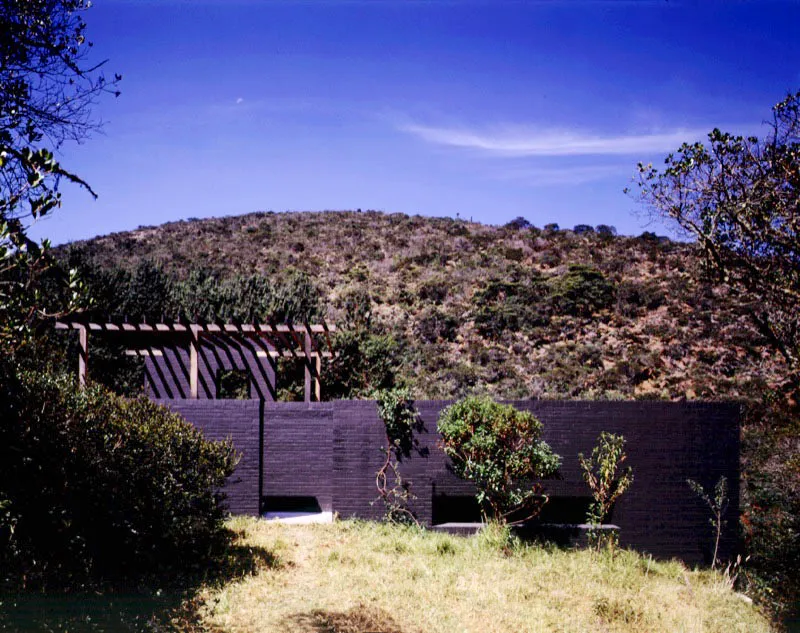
[630,91,800,400]
[632,92,800,617]
[1,0,119,351]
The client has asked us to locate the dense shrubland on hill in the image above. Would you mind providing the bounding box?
[62,210,786,402]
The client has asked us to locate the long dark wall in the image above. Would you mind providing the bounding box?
[162,398,740,564]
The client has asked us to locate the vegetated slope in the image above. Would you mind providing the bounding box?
[201,518,772,633]
[66,210,784,401]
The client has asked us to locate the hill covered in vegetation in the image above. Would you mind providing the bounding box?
[60,210,785,403]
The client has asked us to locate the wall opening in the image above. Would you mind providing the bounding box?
[262,496,331,523]
[217,368,251,399]
[432,494,482,525]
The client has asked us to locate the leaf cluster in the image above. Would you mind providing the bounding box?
[438,397,560,522]
[0,369,238,589]
[632,90,800,395]
[473,264,615,339]
[579,432,634,525]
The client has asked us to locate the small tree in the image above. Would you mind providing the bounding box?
[579,432,634,551]
[438,397,560,523]
[688,476,729,569]
[374,387,422,525]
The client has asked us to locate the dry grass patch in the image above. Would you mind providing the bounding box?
[199,517,772,633]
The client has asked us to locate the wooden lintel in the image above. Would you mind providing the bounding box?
[54,320,334,341]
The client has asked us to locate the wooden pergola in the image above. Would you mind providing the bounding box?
[54,320,337,402]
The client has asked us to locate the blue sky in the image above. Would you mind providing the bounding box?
[30,0,800,244]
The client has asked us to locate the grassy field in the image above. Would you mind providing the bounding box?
[198,517,772,633]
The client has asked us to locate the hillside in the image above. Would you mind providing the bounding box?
[63,210,785,402]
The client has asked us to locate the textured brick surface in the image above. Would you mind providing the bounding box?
[155,398,740,563]
[263,402,335,512]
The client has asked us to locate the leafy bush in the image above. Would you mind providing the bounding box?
[326,330,402,399]
[616,280,666,317]
[0,370,238,588]
[438,397,560,522]
[548,264,615,317]
[504,216,532,231]
[579,432,633,550]
[740,397,800,617]
[417,278,449,304]
[596,225,617,237]
[415,308,458,343]
[473,274,549,339]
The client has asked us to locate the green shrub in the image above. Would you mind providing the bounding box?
[579,432,633,551]
[415,308,458,343]
[0,370,238,589]
[740,397,800,617]
[417,278,449,305]
[616,280,666,317]
[473,275,549,339]
[374,387,422,524]
[326,330,402,399]
[438,397,560,522]
[548,265,615,317]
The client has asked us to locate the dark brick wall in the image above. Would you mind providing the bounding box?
[155,399,262,516]
[331,400,740,564]
[156,398,740,564]
[263,402,335,512]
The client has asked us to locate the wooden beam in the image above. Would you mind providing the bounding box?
[190,325,199,399]
[77,325,88,388]
[315,351,321,401]
[304,331,312,402]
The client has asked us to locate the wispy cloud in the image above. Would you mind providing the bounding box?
[494,164,630,186]
[400,122,708,157]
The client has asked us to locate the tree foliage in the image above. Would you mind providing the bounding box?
[0,370,237,588]
[0,0,119,352]
[1,0,119,210]
[631,91,800,397]
[438,397,560,523]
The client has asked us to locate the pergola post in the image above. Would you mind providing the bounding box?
[314,352,321,401]
[189,325,199,399]
[77,325,88,388]
[304,331,312,402]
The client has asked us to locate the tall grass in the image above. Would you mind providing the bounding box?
[199,518,772,633]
